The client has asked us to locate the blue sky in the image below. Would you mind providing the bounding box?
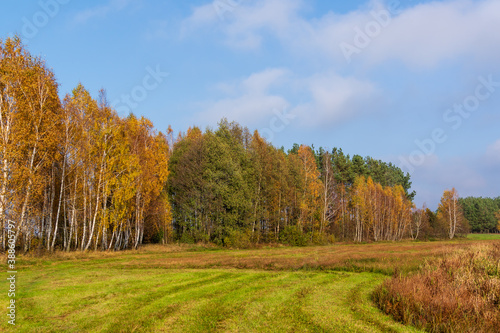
[1,0,499,209]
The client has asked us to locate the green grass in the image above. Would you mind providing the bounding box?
[2,265,420,332]
[11,237,500,332]
[467,233,500,240]
[0,243,442,333]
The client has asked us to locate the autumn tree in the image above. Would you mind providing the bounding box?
[0,36,62,250]
[248,130,279,242]
[410,204,429,240]
[297,145,321,234]
[320,151,337,235]
[0,38,18,249]
[437,188,469,239]
[254,135,290,242]
[351,176,366,242]
[168,121,252,246]
[496,210,500,232]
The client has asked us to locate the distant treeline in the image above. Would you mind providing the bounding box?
[460,197,500,233]
[289,144,416,200]
[168,120,467,246]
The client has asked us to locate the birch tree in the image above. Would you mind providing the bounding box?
[437,188,468,239]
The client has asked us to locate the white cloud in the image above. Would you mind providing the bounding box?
[242,68,288,93]
[74,0,134,24]
[200,94,289,125]
[364,0,500,68]
[195,68,379,128]
[182,0,302,50]
[144,20,170,40]
[182,3,218,29]
[485,139,500,165]
[305,0,500,68]
[293,73,379,126]
[183,0,500,67]
[195,68,291,125]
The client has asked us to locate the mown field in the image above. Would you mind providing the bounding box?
[3,236,500,332]
[466,233,500,240]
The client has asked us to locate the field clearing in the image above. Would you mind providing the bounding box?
[466,233,500,240]
[2,237,499,332]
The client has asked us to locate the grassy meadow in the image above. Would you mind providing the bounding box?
[3,237,500,332]
[466,233,500,240]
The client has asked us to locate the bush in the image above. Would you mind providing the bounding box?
[280,225,308,246]
[148,231,164,244]
[224,229,252,249]
[179,233,195,244]
[310,231,334,245]
[373,243,500,332]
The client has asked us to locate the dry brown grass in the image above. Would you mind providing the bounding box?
[373,242,500,332]
[8,238,498,276]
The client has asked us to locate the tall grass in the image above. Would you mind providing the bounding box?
[373,243,500,332]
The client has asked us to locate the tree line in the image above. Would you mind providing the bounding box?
[1,37,484,251]
[167,120,420,246]
[459,196,500,233]
[167,122,476,246]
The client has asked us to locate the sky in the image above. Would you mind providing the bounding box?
[1,0,499,209]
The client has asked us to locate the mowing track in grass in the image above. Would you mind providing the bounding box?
[1,262,423,332]
[10,240,495,332]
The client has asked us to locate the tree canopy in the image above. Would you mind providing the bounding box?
[459,196,500,233]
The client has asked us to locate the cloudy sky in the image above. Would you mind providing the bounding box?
[1,0,499,209]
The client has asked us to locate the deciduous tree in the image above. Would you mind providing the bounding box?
[437,188,468,239]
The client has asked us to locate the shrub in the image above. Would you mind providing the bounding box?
[280,225,308,246]
[224,229,252,249]
[373,243,500,332]
[310,231,334,245]
[179,233,195,244]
